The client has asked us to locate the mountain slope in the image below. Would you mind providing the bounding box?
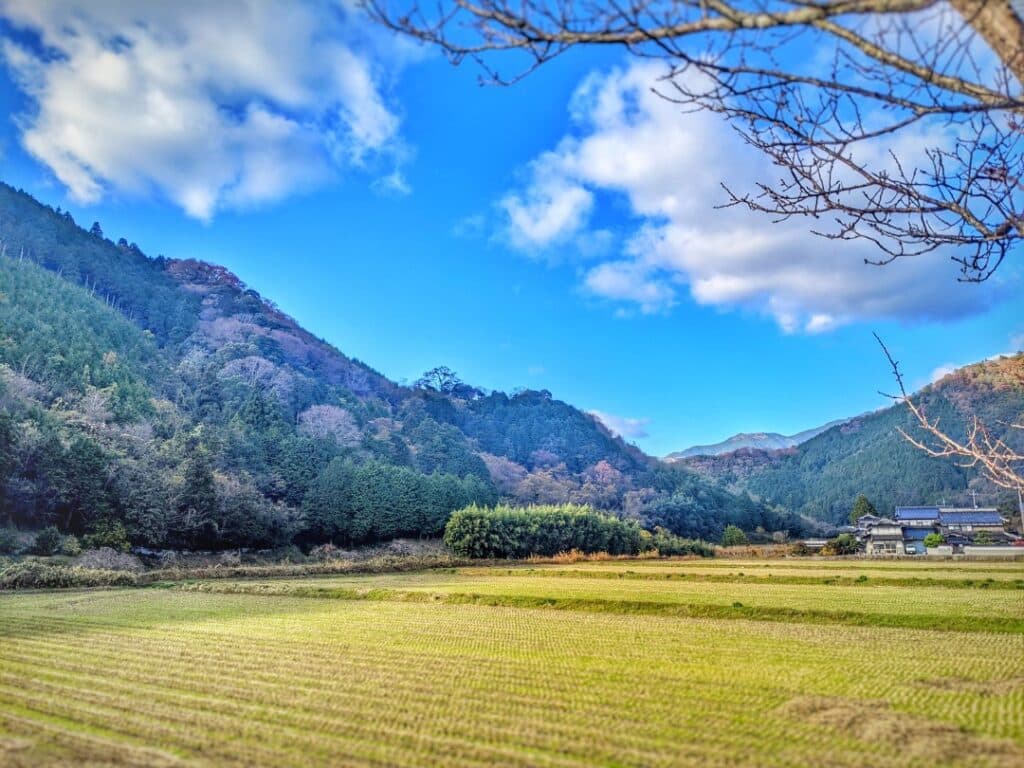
[664,418,851,460]
[677,355,1024,523]
[0,183,798,548]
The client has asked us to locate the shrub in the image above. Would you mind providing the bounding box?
[0,527,20,554]
[83,520,131,552]
[548,548,591,564]
[822,533,860,556]
[444,504,645,558]
[30,526,63,556]
[721,525,748,547]
[75,547,144,572]
[309,543,344,561]
[60,535,82,556]
[648,527,715,557]
[923,532,944,548]
[0,560,137,590]
[973,530,995,545]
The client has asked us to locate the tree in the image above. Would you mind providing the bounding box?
[58,436,113,533]
[302,457,357,543]
[82,519,130,552]
[30,525,63,556]
[89,221,103,239]
[174,449,219,548]
[721,524,748,547]
[0,411,16,520]
[414,366,462,394]
[973,529,995,544]
[849,494,878,525]
[923,532,944,548]
[297,404,361,446]
[370,0,1023,279]
[824,532,860,555]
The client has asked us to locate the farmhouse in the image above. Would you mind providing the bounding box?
[858,506,1012,555]
[937,509,1005,535]
[861,519,904,555]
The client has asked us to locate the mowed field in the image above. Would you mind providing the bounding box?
[1,559,1022,767]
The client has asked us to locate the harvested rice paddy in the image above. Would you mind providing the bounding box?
[1,557,1022,766]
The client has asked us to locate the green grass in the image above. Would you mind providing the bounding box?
[1,559,1022,766]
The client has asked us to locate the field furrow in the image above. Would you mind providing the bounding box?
[1,558,1021,766]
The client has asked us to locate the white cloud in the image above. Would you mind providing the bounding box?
[928,364,959,384]
[583,260,675,314]
[500,61,1012,331]
[500,154,593,250]
[371,169,412,198]
[0,0,406,220]
[588,409,650,440]
[925,332,1023,387]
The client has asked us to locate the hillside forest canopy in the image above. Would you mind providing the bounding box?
[0,183,808,552]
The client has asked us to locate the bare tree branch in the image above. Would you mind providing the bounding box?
[875,334,1023,532]
[367,0,1024,280]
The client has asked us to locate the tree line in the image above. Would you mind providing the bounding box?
[444,504,713,559]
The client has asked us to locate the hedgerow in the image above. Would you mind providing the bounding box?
[0,560,137,589]
[444,504,650,558]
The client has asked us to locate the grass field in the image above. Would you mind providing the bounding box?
[1,559,1022,766]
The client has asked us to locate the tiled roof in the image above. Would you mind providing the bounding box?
[894,506,940,520]
[940,511,1003,525]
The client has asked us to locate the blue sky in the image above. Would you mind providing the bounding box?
[0,2,1020,456]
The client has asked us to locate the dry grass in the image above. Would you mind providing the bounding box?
[0,558,1021,766]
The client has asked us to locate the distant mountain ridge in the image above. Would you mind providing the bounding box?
[664,418,851,460]
[673,355,1024,523]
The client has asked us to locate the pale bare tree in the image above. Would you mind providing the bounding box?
[297,404,363,446]
[368,0,1023,280]
[877,334,1023,530]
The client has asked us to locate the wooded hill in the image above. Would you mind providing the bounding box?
[676,354,1024,524]
[0,183,804,550]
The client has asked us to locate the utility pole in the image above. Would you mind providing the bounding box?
[1018,485,1024,536]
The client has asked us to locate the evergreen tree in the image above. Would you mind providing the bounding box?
[59,437,113,534]
[721,524,748,547]
[849,494,878,525]
[175,449,219,548]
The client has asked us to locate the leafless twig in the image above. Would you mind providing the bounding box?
[367,0,1024,280]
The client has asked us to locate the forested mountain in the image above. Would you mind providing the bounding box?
[664,418,852,460]
[677,354,1024,524]
[0,183,800,550]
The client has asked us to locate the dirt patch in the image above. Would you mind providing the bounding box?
[777,695,1023,765]
[914,676,1024,696]
[0,738,32,753]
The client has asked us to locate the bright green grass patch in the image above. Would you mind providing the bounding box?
[462,565,1024,589]
[517,560,1024,582]
[549,558,1024,574]
[1,560,1022,766]
[182,568,1024,633]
